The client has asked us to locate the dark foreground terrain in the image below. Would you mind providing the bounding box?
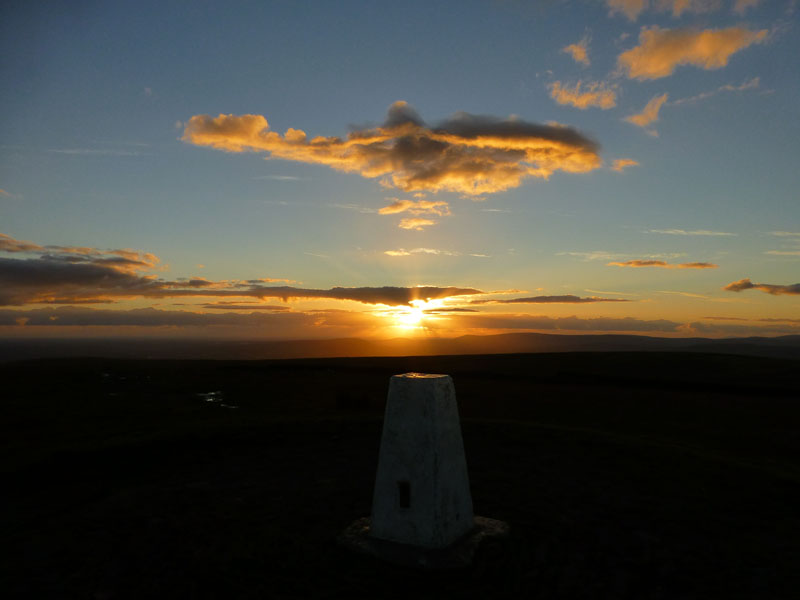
[2,352,799,599]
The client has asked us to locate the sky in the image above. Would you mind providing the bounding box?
[1,0,799,341]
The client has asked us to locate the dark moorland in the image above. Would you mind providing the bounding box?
[2,351,800,599]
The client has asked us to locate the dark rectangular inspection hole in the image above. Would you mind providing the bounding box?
[397,480,411,508]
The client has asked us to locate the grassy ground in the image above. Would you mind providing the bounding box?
[2,352,799,598]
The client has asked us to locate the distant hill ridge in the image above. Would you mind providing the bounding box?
[2,332,800,361]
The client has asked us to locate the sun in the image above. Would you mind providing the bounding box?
[395,305,426,329]
[387,299,445,332]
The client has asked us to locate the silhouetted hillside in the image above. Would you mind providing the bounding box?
[2,332,799,362]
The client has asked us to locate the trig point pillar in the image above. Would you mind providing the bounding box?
[339,372,509,568]
[370,373,474,548]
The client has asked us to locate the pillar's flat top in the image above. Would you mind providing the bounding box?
[393,372,449,379]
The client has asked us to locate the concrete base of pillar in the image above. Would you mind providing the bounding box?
[338,516,510,569]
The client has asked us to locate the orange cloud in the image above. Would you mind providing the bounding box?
[398,217,436,231]
[562,36,590,65]
[607,0,648,21]
[608,260,718,268]
[549,81,617,110]
[183,101,602,195]
[618,26,768,80]
[611,159,639,172]
[379,198,450,216]
[625,93,668,133]
[0,233,42,253]
[0,232,160,273]
[723,278,800,295]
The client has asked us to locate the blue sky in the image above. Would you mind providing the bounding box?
[1,0,798,339]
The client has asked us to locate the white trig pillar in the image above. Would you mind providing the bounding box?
[370,373,475,548]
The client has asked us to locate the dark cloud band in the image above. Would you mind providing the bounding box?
[723,278,800,296]
[0,255,481,306]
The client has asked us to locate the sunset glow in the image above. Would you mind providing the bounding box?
[1,1,798,343]
[392,306,428,331]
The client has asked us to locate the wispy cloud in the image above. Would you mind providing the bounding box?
[384,248,459,257]
[201,302,292,311]
[379,198,450,216]
[585,289,639,296]
[247,277,300,284]
[606,0,648,21]
[383,247,489,259]
[559,250,627,261]
[769,231,800,237]
[685,319,800,336]
[48,148,142,157]
[723,278,800,295]
[733,0,762,15]
[611,158,639,172]
[656,290,709,298]
[671,77,760,106]
[329,203,378,214]
[703,315,800,323]
[562,35,591,65]
[608,260,718,269]
[608,0,725,23]
[398,217,437,231]
[646,228,736,236]
[657,0,723,18]
[549,81,617,109]
[624,93,668,135]
[253,174,305,181]
[559,250,685,261]
[183,101,602,195]
[472,295,631,304]
[443,313,681,333]
[765,250,800,256]
[609,0,725,22]
[618,26,768,80]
